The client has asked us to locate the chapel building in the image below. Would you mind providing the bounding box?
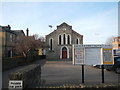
[46,22,83,60]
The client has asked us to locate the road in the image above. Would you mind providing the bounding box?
[41,61,120,87]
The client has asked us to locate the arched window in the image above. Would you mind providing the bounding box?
[49,38,53,50]
[63,34,66,45]
[76,38,79,44]
[67,35,71,44]
[58,35,61,45]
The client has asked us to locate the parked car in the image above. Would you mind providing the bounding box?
[105,56,120,74]
[93,64,102,69]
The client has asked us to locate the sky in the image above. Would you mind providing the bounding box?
[0,1,118,44]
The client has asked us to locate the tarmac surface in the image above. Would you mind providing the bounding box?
[41,60,120,87]
[2,60,120,88]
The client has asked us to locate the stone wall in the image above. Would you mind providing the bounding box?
[9,64,41,88]
[2,55,46,71]
[2,56,25,71]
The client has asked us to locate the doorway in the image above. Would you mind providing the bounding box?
[62,47,67,59]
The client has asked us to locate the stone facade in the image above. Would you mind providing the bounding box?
[0,25,25,58]
[46,22,83,60]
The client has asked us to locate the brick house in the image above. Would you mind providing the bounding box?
[112,36,120,55]
[46,22,83,60]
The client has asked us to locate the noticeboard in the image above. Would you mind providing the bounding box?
[73,44,114,65]
[85,47,102,65]
[102,48,114,65]
[73,47,84,64]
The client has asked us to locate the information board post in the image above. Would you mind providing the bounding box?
[73,44,114,84]
[82,65,84,83]
[101,65,104,83]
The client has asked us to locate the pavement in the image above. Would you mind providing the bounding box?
[41,60,120,87]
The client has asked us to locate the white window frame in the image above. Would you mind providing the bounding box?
[76,38,80,44]
[63,33,67,45]
[58,34,62,45]
[10,34,13,42]
[67,34,71,44]
[49,38,54,51]
[119,39,120,42]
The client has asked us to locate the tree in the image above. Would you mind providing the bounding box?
[105,36,114,45]
[14,34,45,58]
[33,34,46,48]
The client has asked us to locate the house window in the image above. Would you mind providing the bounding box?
[49,38,53,50]
[10,34,13,42]
[63,34,66,45]
[118,44,120,47]
[119,39,120,42]
[58,35,62,45]
[76,38,79,44]
[67,35,71,44]
[8,50,12,58]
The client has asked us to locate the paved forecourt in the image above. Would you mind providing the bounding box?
[41,60,119,87]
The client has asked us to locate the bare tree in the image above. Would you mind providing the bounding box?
[105,36,114,45]
[14,34,45,58]
[33,34,39,40]
[14,36,33,57]
[33,34,46,48]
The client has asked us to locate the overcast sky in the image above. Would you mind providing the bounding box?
[1,1,118,44]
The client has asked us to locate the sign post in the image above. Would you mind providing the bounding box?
[82,65,84,83]
[73,45,85,83]
[101,65,104,83]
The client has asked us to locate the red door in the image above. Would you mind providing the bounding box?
[62,47,67,59]
[62,51,67,59]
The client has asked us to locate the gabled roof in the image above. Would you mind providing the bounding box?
[72,30,83,37]
[0,25,16,35]
[46,30,57,37]
[57,22,72,29]
[46,22,83,37]
[12,30,25,36]
[57,22,71,27]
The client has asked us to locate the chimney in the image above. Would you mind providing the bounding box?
[8,25,11,30]
[26,28,29,36]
